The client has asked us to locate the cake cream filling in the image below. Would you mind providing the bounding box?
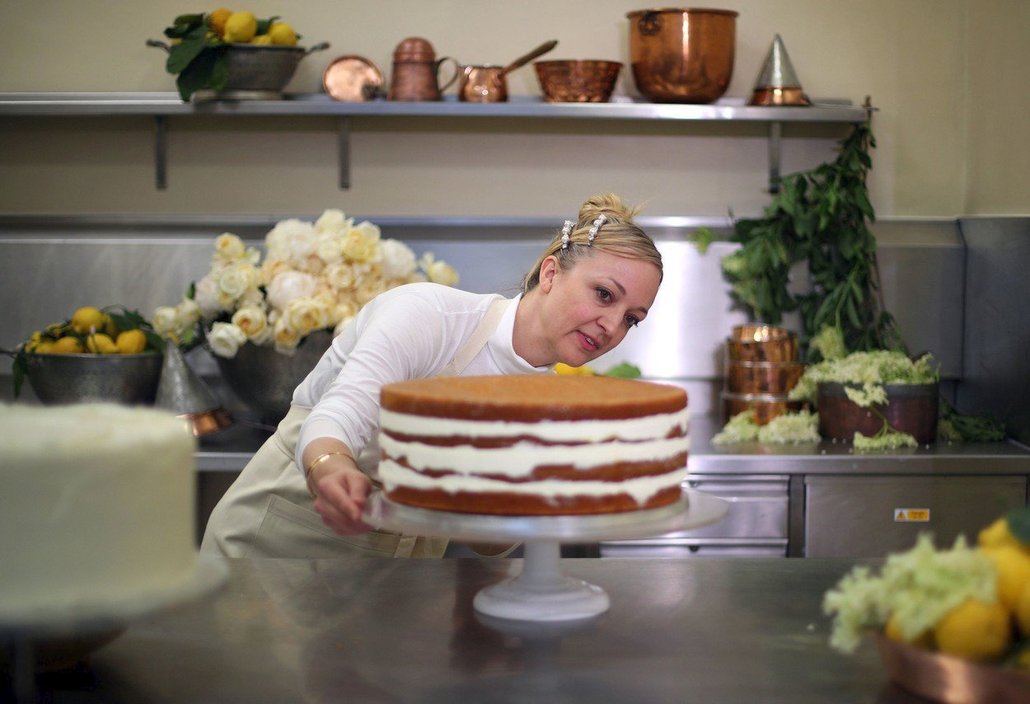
[379,434,688,478]
[379,408,689,443]
[380,459,687,504]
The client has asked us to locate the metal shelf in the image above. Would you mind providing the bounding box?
[0,92,871,191]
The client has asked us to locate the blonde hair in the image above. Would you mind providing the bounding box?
[521,193,662,293]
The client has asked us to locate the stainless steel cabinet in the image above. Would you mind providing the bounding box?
[803,474,1027,558]
[600,474,789,557]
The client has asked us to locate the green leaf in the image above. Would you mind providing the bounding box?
[603,362,642,379]
[166,35,208,74]
[1007,506,1030,544]
[256,16,280,35]
[175,47,222,101]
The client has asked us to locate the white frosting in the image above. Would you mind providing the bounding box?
[0,403,198,617]
[380,460,687,505]
[379,434,687,478]
[380,407,689,442]
[379,404,689,507]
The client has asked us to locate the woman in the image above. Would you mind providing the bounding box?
[201,193,664,558]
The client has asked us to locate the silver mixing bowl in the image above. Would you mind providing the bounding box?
[24,352,163,405]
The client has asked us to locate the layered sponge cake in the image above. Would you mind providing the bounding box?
[378,375,689,515]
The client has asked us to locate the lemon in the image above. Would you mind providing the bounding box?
[982,544,1030,611]
[104,314,120,338]
[223,10,257,43]
[208,7,233,37]
[34,341,55,353]
[554,362,595,376]
[86,333,118,354]
[250,34,272,45]
[115,329,147,354]
[71,306,106,335]
[933,597,1012,662]
[50,336,84,354]
[884,612,933,649]
[979,516,1021,549]
[268,21,298,46]
[1015,580,1030,638]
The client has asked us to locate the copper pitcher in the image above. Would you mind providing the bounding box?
[458,40,558,103]
[387,37,459,101]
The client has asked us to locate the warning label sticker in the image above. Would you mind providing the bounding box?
[894,508,930,522]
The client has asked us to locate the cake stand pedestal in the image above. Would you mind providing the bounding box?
[364,489,728,622]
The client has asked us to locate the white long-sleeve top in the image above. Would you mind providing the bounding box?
[292,282,548,474]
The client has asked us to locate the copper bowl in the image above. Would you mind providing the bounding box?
[726,361,805,395]
[534,60,622,103]
[626,8,738,103]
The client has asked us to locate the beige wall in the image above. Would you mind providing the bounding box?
[0,0,1026,218]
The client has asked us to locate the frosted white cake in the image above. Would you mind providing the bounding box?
[0,403,198,621]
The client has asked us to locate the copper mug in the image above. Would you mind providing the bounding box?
[388,37,460,101]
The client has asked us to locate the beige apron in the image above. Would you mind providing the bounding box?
[200,298,508,559]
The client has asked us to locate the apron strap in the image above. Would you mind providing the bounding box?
[437,297,509,377]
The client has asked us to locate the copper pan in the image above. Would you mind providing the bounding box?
[626,8,738,103]
[459,39,557,103]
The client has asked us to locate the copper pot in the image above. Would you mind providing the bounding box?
[458,40,558,103]
[626,8,738,103]
[817,382,939,444]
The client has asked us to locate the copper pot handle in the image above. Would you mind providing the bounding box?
[435,56,462,93]
[638,12,661,36]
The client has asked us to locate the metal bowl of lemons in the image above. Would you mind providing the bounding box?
[23,352,163,406]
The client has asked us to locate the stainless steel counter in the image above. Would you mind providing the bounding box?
[14,556,922,703]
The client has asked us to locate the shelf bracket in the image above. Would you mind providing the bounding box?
[767,121,782,194]
[154,115,168,190]
[337,117,351,190]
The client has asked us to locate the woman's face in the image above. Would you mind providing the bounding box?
[537,250,661,367]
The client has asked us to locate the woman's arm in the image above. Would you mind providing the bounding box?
[302,437,373,534]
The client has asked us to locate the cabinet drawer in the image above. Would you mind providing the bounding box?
[675,475,790,540]
[804,475,1027,558]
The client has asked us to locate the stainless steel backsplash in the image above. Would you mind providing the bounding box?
[1,215,1024,440]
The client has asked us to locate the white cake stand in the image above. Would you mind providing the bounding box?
[364,489,728,622]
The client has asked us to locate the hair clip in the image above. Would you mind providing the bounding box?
[587,214,606,245]
[560,220,574,251]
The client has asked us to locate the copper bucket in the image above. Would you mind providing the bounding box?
[626,8,738,103]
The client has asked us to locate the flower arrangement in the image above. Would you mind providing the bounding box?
[154,210,458,358]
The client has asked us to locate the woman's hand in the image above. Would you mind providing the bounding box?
[303,441,373,535]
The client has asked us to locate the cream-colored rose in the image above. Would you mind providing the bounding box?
[266,270,318,312]
[355,276,387,305]
[231,305,269,341]
[343,225,382,264]
[315,209,352,234]
[272,316,302,354]
[214,232,246,263]
[175,297,201,328]
[323,262,357,291]
[151,306,179,336]
[238,287,264,308]
[285,296,330,335]
[261,258,293,286]
[379,239,417,279]
[207,321,248,358]
[419,253,459,286]
[217,261,260,301]
[193,273,224,319]
[315,232,345,265]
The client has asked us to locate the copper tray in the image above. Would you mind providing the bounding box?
[323,54,384,102]
[874,633,1030,703]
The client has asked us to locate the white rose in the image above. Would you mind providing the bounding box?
[193,273,223,319]
[323,262,357,291]
[419,253,459,286]
[285,296,330,335]
[379,239,417,279]
[214,233,246,262]
[217,262,260,301]
[314,209,352,234]
[266,271,318,311]
[151,306,179,336]
[272,316,301,354]
[265,218,315,264]
[207,321,248,358]
[175,297,201,328]
[231,305,269,341]
[355,276,387,305]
